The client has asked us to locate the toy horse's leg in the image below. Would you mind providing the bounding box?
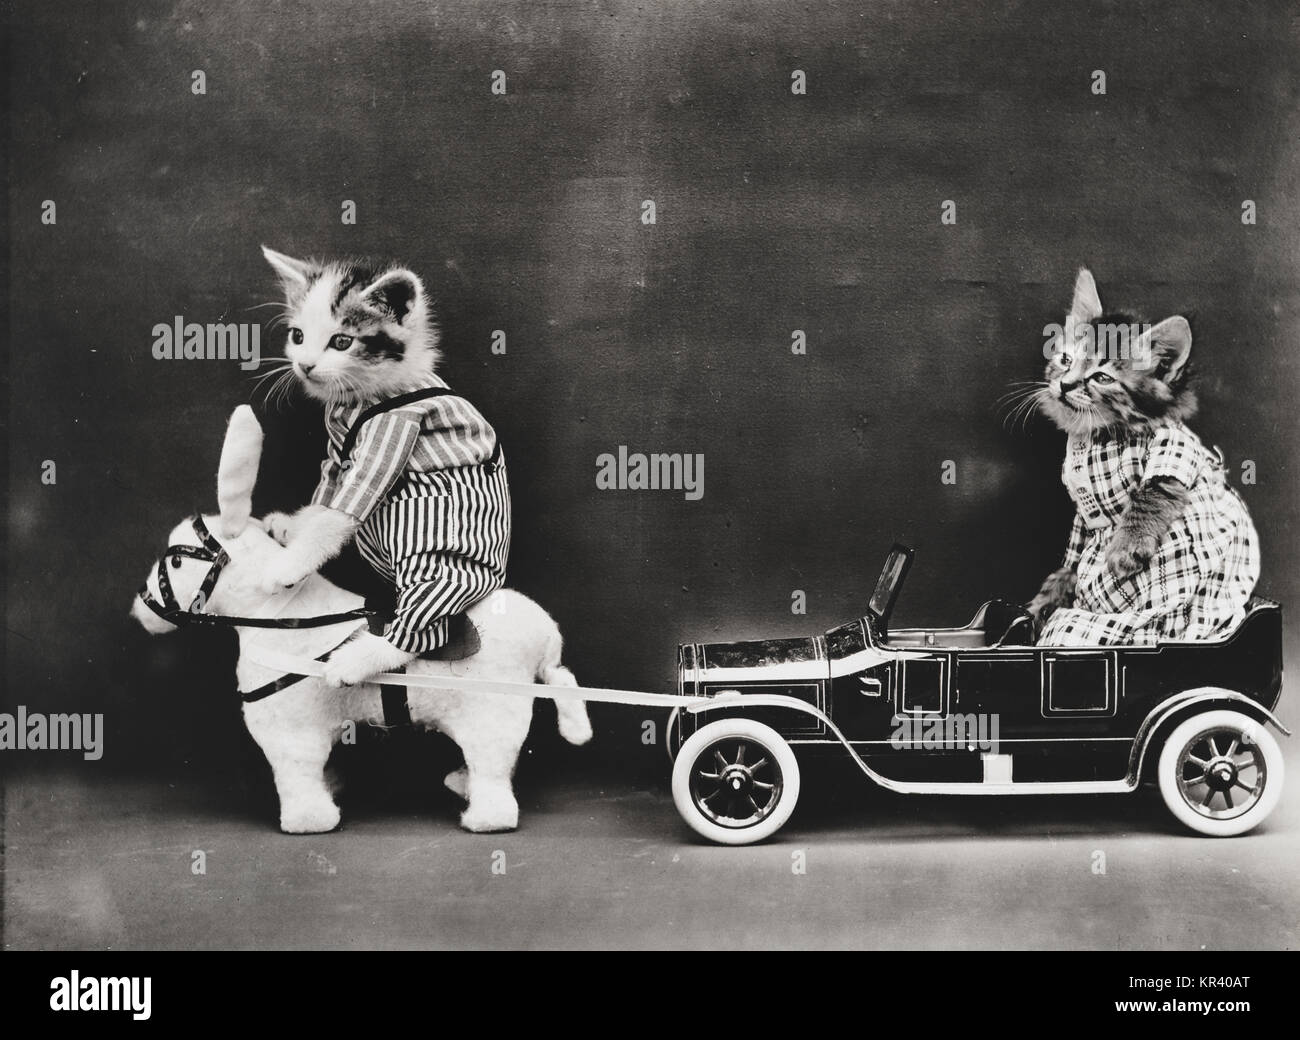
[243,701,341,834]
[439,696,532,833]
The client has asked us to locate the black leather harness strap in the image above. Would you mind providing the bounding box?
[380,674,413,728]
[365,614,412,727]
[240,620,411,727]
[240,646,343,703]
[144,603,375,629]
[138,515,375,630]
[337,386,500,473]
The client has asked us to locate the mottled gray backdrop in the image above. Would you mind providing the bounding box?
[6,1,1298,782]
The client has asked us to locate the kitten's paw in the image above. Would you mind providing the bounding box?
[257,553,312,596]
[1105,532,1156,578]
[261,511,296,546]
[1027,596,1055,623]
[321,637,382,688]
[1028,567,1077,619]
[321,633,413,689]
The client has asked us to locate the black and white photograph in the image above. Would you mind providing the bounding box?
[2,0,1297,989]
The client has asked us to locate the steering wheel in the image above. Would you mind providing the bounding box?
[995,606,1037,646]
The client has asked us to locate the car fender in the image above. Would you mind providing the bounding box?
[1128,687,1291,784]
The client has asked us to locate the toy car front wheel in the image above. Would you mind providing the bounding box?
[1157,710,1284,837]
[672,718,800,845]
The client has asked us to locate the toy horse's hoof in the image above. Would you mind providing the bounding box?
[459,814,518,834]
[460,797,519,833]
[280,802,342,834]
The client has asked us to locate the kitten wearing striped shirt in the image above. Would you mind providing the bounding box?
[1025,268,1258,646]
[258,247,510,688]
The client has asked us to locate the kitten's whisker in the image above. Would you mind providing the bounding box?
[248,370,284,392]
[1019,392,1046,433]
[266,368,298,412]
[996,393,1029,416]
[996,387,1044,426]
[998,392,1040,410]
[1005,400,1031,434]
[261,370,284,410]
[997,380,1047,402]
[247,359,293,390]
[1003,387,1050,435]
[998,380,1044,397]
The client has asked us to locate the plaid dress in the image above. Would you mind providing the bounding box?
[1038,418,1258,646]
[311,375,510,654]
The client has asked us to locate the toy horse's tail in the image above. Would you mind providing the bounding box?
[539,632,593,745]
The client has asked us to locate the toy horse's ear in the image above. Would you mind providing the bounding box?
[217,405,263,538]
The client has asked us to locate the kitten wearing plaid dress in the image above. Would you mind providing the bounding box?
[1026,269,1259,646]
[257,247,510,687]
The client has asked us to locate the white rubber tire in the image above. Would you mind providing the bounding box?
[672,718,800,845]
[1157,709,1284,837]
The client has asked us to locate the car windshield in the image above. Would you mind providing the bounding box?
[868,545,912,626]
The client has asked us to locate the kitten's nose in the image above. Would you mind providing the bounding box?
[1058,379,1078,400]
[299,362,315,376]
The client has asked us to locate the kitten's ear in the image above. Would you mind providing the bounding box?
[261,246,316,295]
[360,268,424,323]
[216,405,263,538]
[1069,267,1104,325]
[1135,316,1192,382]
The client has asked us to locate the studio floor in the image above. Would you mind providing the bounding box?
[4,748,1298,951]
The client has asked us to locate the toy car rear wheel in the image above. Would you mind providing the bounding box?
[672,718,800,845]
[1157,710,1284,837]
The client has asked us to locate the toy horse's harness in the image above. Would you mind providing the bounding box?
[137,515,413,718]
[136,514,375,632]
[138,388,501,721]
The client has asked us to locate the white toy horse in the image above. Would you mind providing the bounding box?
[131,405,592,834]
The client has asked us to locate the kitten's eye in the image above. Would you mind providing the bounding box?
[328,334,353,351]
[289,328,304,345]
[1092,372,1115,384]
[1057,353,1072,368]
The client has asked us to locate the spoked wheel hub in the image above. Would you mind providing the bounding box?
[690,738,783,829]
[1177,727,1266,821]
[672,719,802,844]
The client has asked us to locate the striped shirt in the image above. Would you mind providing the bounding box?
[309,375,510,653]
[311,375,499,520]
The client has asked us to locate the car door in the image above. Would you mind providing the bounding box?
[1040,649,1118,718]
[896,651,950,718]
[954,646,1118,742]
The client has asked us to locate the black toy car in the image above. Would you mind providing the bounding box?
[669,545,1288,844]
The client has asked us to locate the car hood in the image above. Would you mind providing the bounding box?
[690,635,828,683]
